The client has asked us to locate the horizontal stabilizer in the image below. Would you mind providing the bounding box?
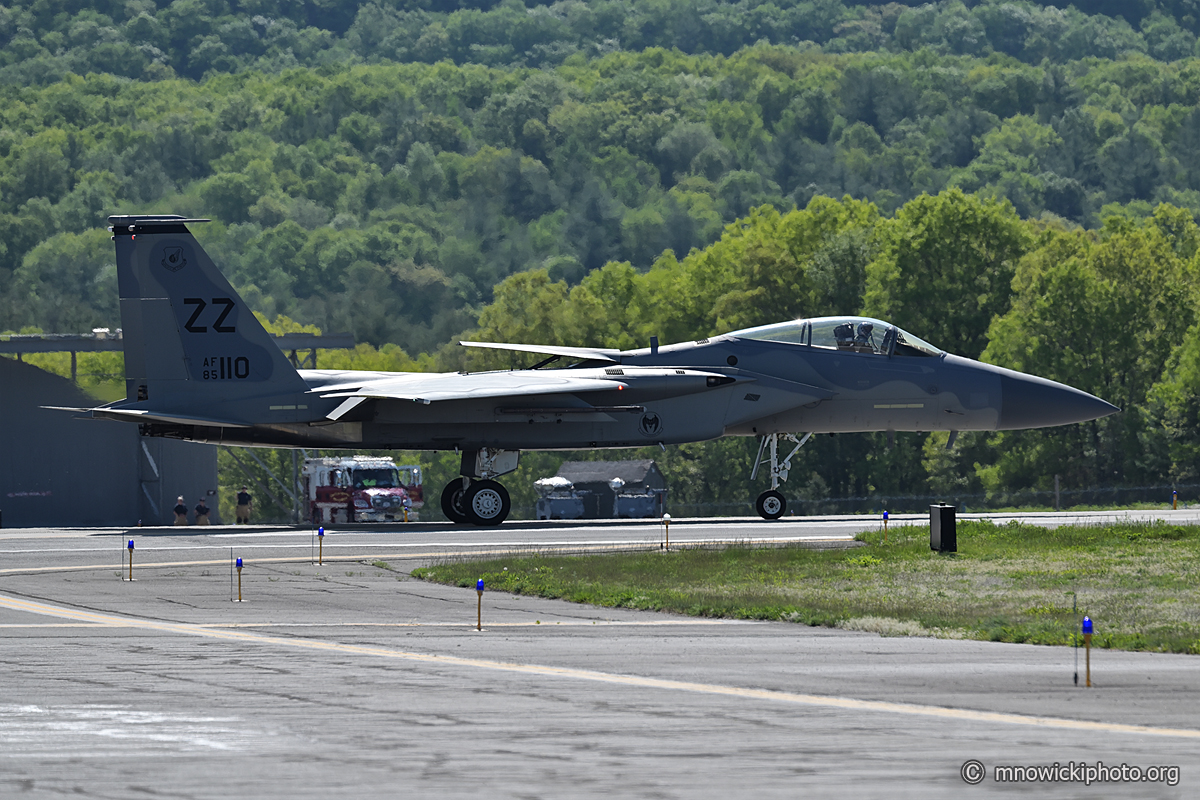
[43,406,253,428]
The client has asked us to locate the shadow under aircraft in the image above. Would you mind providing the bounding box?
[64,215,1118,525]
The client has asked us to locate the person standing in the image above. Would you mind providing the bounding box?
[194,497,211,525]
[173,495,188,525]
[235,486,253,524]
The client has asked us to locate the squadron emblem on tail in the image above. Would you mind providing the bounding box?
[160,246,187,271]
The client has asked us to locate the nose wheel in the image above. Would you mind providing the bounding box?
[441,478,512,526]
[756,490,786,520]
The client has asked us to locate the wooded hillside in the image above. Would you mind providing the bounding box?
[6,1,1200,516]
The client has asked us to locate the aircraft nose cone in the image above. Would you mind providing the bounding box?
[999,374,1119,430]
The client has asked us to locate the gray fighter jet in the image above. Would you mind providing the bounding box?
[78,215,1117,525]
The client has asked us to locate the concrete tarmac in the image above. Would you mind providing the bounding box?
[0,514,1197,798]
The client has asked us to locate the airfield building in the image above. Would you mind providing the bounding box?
[0,357,218,527]
[554,460,667,519]
[0,330,355,528]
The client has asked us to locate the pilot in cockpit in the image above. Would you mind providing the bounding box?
[835,321,878,353]
[853,322,875,351]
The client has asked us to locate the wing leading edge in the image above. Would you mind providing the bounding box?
[458,341,622,363]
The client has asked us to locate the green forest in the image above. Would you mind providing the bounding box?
[6,0,1200,518]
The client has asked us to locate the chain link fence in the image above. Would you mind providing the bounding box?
[655,483,1200,518]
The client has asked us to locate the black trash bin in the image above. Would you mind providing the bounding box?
[930,504,956,552]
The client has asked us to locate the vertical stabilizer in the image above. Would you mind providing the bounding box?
[110,215,309,408]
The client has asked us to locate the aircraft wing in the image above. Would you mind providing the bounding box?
[314,367,745,422]
[459,341,622,363]
[317,371,627,404]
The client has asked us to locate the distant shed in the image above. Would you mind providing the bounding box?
[555,460,667,519]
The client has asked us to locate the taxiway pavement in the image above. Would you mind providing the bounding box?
[0,513,1197,798]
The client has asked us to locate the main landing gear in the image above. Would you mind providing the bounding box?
[751,432,812,520]
[441,448,518,526]
[441,478,511,526]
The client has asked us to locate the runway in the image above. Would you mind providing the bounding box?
[4,506,1198,573]
[0,512,1197,797]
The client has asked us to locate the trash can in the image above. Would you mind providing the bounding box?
[930,504,956,552]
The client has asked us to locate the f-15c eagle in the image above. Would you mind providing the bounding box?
[68,215,1117,525]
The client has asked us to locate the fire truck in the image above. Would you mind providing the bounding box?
[302,456,423,523]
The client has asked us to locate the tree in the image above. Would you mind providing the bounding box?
[198,172,258,224]
[9,228,115,332]
[863,188,1029,359]
[982,206,1199,490]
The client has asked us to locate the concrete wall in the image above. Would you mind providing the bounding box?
[0,358,218,527]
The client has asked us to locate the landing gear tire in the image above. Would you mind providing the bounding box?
[756,490,786,520]
[464,480,511,526]
[441,480,471,524]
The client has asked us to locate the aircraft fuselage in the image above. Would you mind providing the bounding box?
[140,337,1099,452]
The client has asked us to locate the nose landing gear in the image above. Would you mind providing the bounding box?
[751,432,812,520]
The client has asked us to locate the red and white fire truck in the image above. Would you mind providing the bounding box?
[302,456,423,523]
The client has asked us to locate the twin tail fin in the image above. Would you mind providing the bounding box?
[110,215,309,408]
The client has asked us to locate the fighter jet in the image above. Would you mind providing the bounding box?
[76,215,1117,525]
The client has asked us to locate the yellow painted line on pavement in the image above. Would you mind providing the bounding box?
[1,592,1198,740]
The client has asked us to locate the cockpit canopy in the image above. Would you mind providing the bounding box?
[728,316,944,357]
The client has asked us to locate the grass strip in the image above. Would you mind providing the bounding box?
[412,520,1200,653]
